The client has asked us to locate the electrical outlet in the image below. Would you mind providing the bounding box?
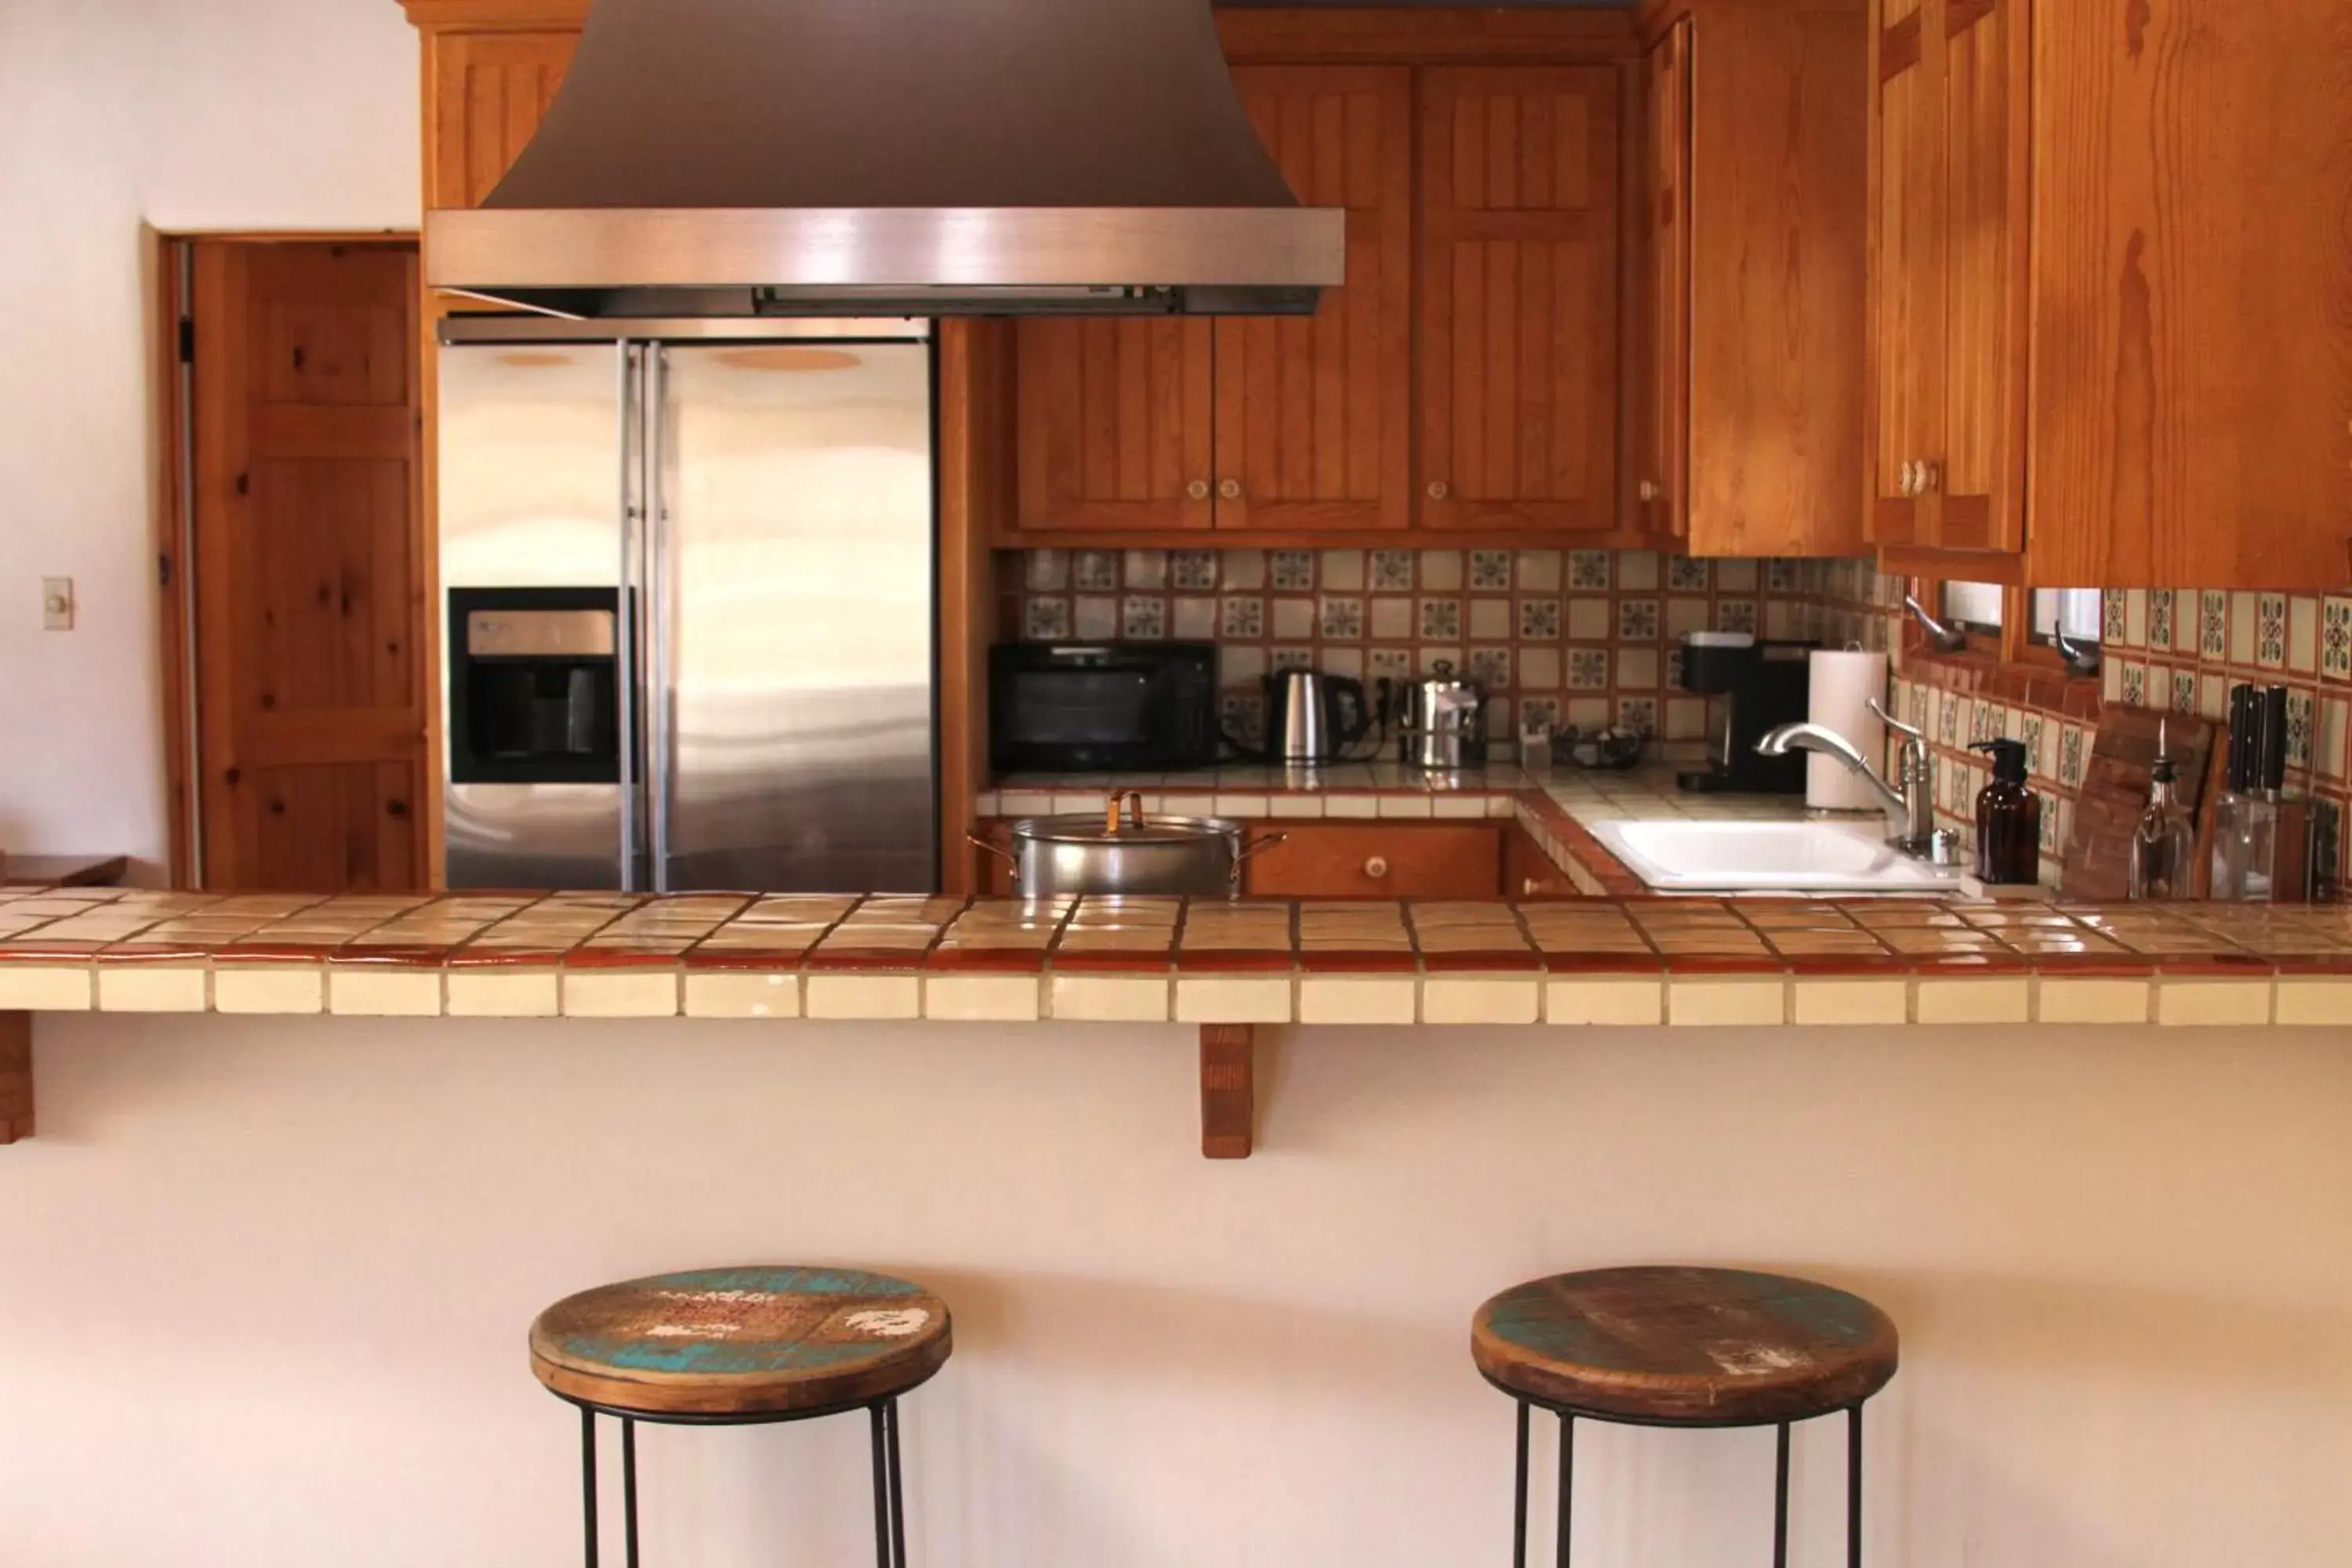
[42,578,74,632]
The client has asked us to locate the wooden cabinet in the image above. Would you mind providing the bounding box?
[421,30,578,210]
[1013,67,1413,539]
[1865,0,2025,559]
[1867,0,2347,587]
[1245,824,1503,898]
[1634,0,1867,558]
[1418,67,1621,535]
[1504,826,1582,898]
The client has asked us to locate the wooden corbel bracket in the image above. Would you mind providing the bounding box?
[1200,1024,1254,1160]
[1,1012,31,1145]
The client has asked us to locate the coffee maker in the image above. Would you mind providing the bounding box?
[1675,632,1812,793]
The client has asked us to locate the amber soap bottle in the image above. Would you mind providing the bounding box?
[1969,738,2041,885]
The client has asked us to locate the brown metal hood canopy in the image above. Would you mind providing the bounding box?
[425,0,1346,318]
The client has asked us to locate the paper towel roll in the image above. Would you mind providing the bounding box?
[1806,650,1891,812]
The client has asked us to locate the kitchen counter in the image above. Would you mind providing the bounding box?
[981,763,1832,896]
[0,885,2343,1029]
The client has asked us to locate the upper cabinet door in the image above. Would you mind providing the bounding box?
[1933,0,2026,554]
[1012,318,1216,533]
[1635,23,1693,545]
[1215,66,1414,534]
[1864,0,1941,548]
[1419,67,1622,533]
[426,31,579,209]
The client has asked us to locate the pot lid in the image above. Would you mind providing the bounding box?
[424,0,1345,320]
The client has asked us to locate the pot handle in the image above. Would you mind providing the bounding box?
[966,833,1019,887]
[1236,831,1290,862]
[1105,790,1146,834]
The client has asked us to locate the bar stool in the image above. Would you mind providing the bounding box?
[530,1265,953,1568]
[1472,1266,1897,1567]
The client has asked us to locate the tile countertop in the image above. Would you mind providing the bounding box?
[0,887,2344,1029]
[980,763,1828,897]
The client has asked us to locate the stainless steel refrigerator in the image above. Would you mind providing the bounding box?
[437,321,937,892]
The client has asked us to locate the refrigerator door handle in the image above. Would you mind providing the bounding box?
[615,342,644,893]
[646,345,676,894]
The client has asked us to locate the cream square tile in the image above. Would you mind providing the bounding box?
[328,968,442,1017]
[805,974,922,1020]
[1617,648,1660,691]
[1268,796,1327,820]
[1915,978,2030,1025]
[1432,796,1494,820]
[2155,981,2271,1027]
[446,970,561,1018]
[1051,974,1171,1022]
[1214,794,1270,818]
[563,970,681,1018]
[684,971,801,1019]
[1517,550,1563,592]
[2228,590,2258,666]
[2036,978,2151,1025]
[96,967,207,1013]
[212,967,325,1015]
[1377,795,1436,818]
[1544,978,1663,1025]
[1321,550,1367,592]
[1667,978,1785,1026]
[0,966,93,1011]
[1174,976,1294,1024]
[1420,550,1465,592]
[1298,976,1417,1025]
[1791,980,1908,1026]
[1617,550,1661,592]
[1422,977,1541,1025]
[1324,795,1381,819]
[923,974,1040,1022]
[2289,596,2322,676]
[2274,980,2352,1026]
[1566,598,1611,641]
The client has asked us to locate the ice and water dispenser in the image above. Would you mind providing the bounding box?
[445,588,622,784]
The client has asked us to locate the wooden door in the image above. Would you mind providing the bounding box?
[191,241,428,891]
[424,31,579,209]
[1635,24,1693,544]
[1214,66,1413,534]
[1933,0,2025,553]
[1865,0,1941,547]
[1419,67,1622,534]
[1013,318,1215,533]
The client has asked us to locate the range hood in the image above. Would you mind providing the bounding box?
[424,0,1346,319]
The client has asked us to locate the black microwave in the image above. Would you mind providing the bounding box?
[989,642,1220,773]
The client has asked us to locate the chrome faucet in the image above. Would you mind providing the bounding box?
[1756,699,1960,864]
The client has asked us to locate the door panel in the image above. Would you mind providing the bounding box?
[1014,318,1214,533]
[427,31,578,209]
[659,342,938,892]
[1216,66,1413,533]
[1867,0,1939,545]
[1419,67,1621,533]
[192,241,427,891]
[1637,24,1693,543]
[1936,0,2023,552]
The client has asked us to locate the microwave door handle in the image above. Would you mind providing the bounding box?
[615,342,644,893]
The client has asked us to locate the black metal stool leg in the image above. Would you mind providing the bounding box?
[1511,1401,1530,1568]
[1772,1422,1791,1568]
[1555,1414,1574,1568]
[869,1403,894,1568]
[885,1397,908,1568]
[1847,1406,1864,1568]
[579,1408,600,1568]
[621,1417,640,1568]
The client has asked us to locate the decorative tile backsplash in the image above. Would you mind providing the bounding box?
[1004,547,1826,753]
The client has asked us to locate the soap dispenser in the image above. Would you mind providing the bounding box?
[1969,738,2040,885]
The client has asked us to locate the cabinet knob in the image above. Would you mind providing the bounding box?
[1218,478,1242,500]
[1896,461,1918,498]
[1427,481,1450,501]
[1638,481,1661,504]
[1363,855,1390,880]
[1919,460,1942,495]
[1186,479,1210,502]
[1522,877,1541,897]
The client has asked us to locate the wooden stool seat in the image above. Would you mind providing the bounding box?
[1472,1265,1898,1426]
[530,1266,953,1418]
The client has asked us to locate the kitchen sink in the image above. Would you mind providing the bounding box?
[1589,819,1967,893]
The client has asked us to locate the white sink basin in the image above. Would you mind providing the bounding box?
[1589,819,1965,892]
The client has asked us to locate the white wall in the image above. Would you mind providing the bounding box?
[3,1017,2348,1567]
[0,0,418,872]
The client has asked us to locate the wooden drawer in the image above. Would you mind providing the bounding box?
[1244,825,1502,898]
[1504,826,1583,898]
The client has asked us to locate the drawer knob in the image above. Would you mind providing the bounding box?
[1218,478,1242,500]
[1364,855,1390,879]
[1427,481,1449,501]
[1638,480,1661,504]
[1187,479,1210,501]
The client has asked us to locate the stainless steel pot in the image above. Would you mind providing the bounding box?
[1399,660,1489,771]
[974,793,1287,896]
